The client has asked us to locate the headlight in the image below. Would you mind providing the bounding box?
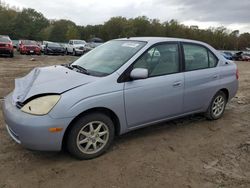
[21,95,60,115]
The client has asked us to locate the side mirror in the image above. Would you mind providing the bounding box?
[130,68,148,80]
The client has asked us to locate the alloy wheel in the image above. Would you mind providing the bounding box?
[212,95,225,117]
[76,121,109,155]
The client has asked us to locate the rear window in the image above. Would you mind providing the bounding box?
[183,43,218,71]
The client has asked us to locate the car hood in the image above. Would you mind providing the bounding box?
[12,65,98,103]
[23,45,39,48]
[47,46,64,50]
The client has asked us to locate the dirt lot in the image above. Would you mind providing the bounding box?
[0,53,249,188]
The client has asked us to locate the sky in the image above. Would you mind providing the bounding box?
[4,0,250,33]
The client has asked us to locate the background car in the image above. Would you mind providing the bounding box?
[65,40,87,56]
[0,35,14,57]
[85,38,104,52]
[44,42,65,55]
[11,40,19,49]
[221,51,233,60]
[40,41,50,52]
[241,53,250,61]
[19,40,41,55]
[232,51,243,61]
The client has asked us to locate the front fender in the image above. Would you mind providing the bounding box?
[49,89,128,134]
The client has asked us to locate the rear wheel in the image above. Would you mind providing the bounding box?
[206,91,227,120]
[67,113,115,159]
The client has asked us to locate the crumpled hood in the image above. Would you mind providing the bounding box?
[12,65,98,103]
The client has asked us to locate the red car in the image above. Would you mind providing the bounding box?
[0,35,14,57]
[19,40,41,55]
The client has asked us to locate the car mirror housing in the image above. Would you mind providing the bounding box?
[130,68,148,80]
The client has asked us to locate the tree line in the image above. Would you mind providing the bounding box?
[0,2,250,50]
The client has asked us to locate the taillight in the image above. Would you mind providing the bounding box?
[236,68,239,80]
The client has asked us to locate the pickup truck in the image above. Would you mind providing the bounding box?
[65,40,87,56]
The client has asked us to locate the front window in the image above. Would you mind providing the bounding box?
[133,43,180,76]
[0,37,10,43]
[72,40,146,76]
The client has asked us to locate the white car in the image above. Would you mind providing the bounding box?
[65,40,87,56]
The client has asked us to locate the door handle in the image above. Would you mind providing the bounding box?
[172,81,182,87]
[212,74,218,79]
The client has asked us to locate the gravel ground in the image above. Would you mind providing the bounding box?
[0,53,249,188]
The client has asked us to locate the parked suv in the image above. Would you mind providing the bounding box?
[19,40,41,55]
[2,37,238,159]
[0,35,14,57]
[65,40,87,56]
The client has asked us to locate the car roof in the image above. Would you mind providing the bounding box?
[115,37,209,46]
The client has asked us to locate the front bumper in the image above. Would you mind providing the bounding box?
[0,48,13,54]
[46,50,65,55]
[2,93,74,151]
[23,50,40,55]
[75,49,85,55]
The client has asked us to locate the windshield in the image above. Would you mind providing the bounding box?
[74,40,86,45]
[72,40,146,76]
[48,43,61,47]
[0,37,10,43]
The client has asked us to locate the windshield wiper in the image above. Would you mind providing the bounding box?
[61,63,73,69]
[71,64,90,75]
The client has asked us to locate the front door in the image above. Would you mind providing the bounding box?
[124,43,184,128]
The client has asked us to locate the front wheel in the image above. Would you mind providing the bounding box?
[206,91,227,120]
[67,113,115,159]
[10,52,14,58]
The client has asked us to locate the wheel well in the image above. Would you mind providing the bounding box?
[62,107,120,150]
[220,88,229,101]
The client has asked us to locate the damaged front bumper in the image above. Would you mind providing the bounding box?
[2,93,73,151]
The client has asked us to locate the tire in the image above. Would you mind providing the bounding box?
[67,113,115,160]
[206,91,227,120]
[10,52,14,58]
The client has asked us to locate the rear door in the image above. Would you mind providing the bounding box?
[124,42,184,128]
[182,43,220,113]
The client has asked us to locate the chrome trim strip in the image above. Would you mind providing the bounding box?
[6,124,21,144]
